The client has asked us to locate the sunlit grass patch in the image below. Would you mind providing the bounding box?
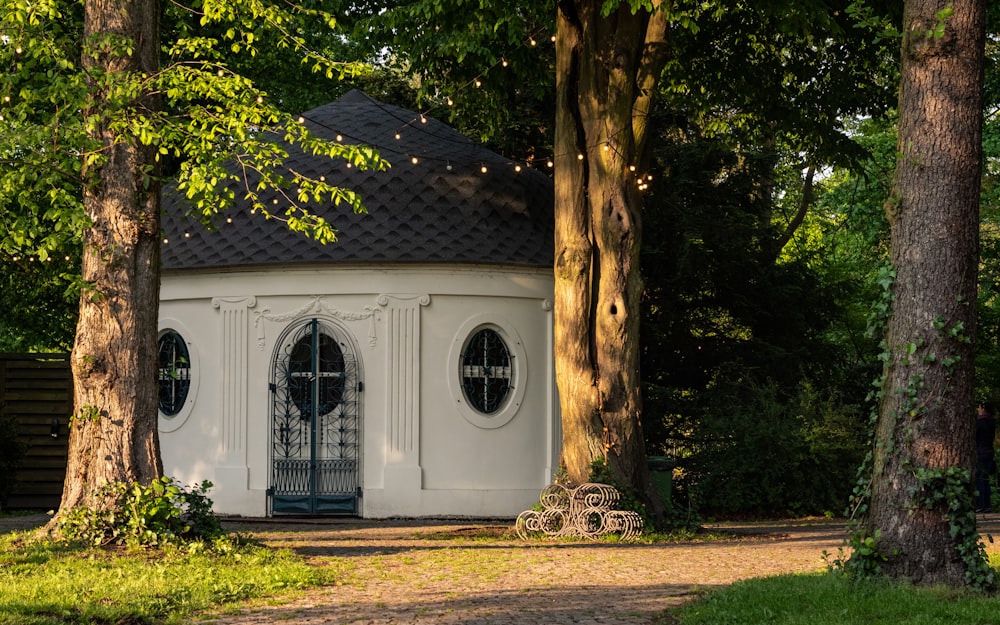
[673,570,1000,625]
[0,531,328,625]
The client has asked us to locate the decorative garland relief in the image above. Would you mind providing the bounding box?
[253,295,380,349]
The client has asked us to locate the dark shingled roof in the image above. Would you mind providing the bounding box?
[161,90,554,271]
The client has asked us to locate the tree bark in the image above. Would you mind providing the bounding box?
[864,0,985,585]
[554,0,669,523]
[55,0,163,518]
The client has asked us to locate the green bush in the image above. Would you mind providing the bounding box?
[673,378,868,517]
[54,477,227,547]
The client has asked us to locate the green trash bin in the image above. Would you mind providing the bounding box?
[647,456,675,513]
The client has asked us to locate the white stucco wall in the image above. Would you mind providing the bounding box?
[157,264,560,518]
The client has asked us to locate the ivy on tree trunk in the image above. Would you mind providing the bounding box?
[862,0,987,587]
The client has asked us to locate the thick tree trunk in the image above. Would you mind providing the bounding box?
[554,0,668,523]
[55,0,163,518]
[864,0,985,585]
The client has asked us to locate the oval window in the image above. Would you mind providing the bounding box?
[460,328,513,415]
[158,330,190,417]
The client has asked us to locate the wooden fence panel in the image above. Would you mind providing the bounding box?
[1,353,72,510]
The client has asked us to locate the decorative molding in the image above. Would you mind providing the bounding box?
[212,295,257,310]
[252,295,380,349]
[210,297,256,463]
[541,298,553,311]
[378,294,430,459]
[377,293,431,308]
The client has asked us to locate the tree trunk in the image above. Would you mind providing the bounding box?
[864,0,985,585]
[55,0,163,518]
[554,0,669,523]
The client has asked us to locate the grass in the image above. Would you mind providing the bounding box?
[0,530,330,625]
[673,559,1000,625]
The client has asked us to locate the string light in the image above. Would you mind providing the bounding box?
[150,21,667,248]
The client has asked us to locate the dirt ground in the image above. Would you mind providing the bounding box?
[6,514,1000,624]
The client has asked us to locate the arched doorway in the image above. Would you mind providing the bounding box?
[268,318,361,514]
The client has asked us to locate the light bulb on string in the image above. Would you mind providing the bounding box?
[411,156,419,165]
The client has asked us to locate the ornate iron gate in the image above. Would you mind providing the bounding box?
[269,318,360,514]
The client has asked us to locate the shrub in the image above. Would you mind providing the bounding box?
[54,477,227,548]
[673,378,868,517]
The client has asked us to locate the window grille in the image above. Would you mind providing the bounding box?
[460,328,513,414]
[158,330,190,416]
